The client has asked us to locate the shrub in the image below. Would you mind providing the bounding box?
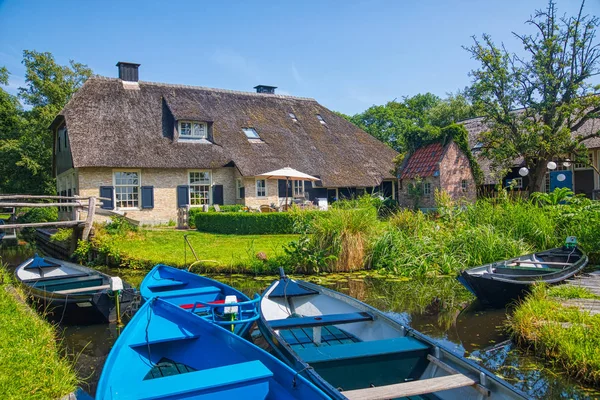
[285,207,380,273]
[16,207,58,224]
[195,212,322,235]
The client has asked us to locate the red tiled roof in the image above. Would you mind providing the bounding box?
[400,142,445,179]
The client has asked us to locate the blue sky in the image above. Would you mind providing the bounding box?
[1,0,599,115]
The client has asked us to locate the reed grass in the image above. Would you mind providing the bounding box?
[0,265,78,399]
[509,283,600,386]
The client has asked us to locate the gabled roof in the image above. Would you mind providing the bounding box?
[54,77,398,188]
[399,142,445,180]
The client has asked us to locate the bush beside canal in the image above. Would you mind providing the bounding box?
[0,265,78,399]
[509,283,600,386]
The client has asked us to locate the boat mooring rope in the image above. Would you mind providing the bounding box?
[292,365,313,388]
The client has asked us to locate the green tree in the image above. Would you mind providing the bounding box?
[466,0,600,194]
[0,51,92,194]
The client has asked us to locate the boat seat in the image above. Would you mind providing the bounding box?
[132,360,272,400]
[32,275,103,288]
[154,286,221,299]
[23,273,89,284]
[146,279,187,291]
[295,337,430,364]
[270,312,374,330]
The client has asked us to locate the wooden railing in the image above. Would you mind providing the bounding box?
[0,195,111,241]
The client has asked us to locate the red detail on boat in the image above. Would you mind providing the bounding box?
[179,299,238,310]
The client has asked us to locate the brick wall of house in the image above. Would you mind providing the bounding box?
[77,167,237,225]
[439,142,477,203]
[397,176,439,209]
[242,177,280,209]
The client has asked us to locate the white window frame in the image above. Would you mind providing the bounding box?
[316,114,326,124]
[188,170,212,206]
[510,177,523,189]
[256,179,267,197]
[242,127,260,139]
[423,182,431,196]
[113,169,141,210]
[178,121,208,140]
[236,178,244,200]
[293,180,305,197]
[461,179,468,192]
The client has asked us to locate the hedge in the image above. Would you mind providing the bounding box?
[195,211,323,234]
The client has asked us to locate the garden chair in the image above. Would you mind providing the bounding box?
[214,204,221,212]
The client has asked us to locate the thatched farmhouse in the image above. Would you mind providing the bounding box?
[397,141,476,209]
[50,62,398,224]
[462,117,600,198]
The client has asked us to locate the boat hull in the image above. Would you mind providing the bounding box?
[140,264,259,337]
[15,255,134,324]
[458,246,588,308]
[259,278,529,400]
[97,297,328,400]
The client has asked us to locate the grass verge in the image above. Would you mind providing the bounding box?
[0,266,78,399]
[87,228,298,273]
[509,283,600,386]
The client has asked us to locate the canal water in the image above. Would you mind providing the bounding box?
[2,244,599,399]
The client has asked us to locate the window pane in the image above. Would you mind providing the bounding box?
[180,122,192,136]
[192,123,207,138]
[243,128,260,139]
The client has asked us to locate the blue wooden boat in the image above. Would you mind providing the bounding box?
[97,297,329,400]
[258,271,529,400]
[15,254,134,324]
[140,264,260,337]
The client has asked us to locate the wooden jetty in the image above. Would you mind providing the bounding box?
[563,271,600,315]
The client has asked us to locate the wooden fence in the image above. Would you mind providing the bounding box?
[0,194,111,242]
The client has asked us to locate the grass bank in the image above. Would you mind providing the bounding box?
[77,226,297,273]
[0,266,78,399]
[509,283,600,386]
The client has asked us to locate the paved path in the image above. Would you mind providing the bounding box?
[563,271,600,315]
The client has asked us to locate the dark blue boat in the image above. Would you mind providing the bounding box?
[259,272,529,400]
[140,264,260,337]
[97,297,329,399]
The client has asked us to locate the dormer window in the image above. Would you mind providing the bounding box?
[179,121,207,140]
[316,114,326,124]
[242,127,260,139]
[289,112,298,122]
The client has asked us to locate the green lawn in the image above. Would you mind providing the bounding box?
[0,213,10,220]
[112,229,298,272]
[0,267,78,399]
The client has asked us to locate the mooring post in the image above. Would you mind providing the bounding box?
[81,197,96,241]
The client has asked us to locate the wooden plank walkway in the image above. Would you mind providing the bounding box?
[563,271,600,315]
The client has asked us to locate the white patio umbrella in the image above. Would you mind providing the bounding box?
[259,167,320,208]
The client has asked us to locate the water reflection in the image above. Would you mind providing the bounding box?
[1,246,599,399]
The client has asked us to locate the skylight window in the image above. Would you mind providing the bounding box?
[289,112,298,122]
[316,114,326,124]
[242,128,260,139]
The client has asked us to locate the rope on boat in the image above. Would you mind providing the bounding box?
[144,298,157,368]
[292,365,313,388]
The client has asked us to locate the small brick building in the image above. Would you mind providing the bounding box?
[397,141,476,209]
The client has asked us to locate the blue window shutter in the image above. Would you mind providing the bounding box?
[177,185,189,208]
[99,186,114,209]
[141,186,154,209]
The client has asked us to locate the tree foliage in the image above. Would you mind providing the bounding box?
[345,92,476,154]
[466,0,600,193]
[0,51,92,194]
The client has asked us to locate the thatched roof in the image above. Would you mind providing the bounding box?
[53,77,397,188]
[461,115,600,185]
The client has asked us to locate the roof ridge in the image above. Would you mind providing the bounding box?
[89,75,317,102]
